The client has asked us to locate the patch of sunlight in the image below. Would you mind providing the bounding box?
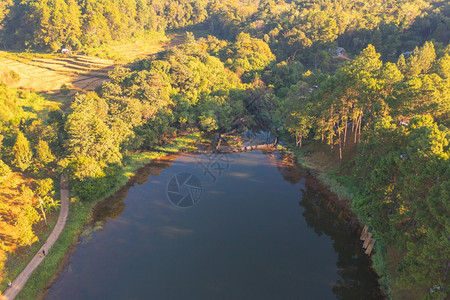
[227,172,250,178]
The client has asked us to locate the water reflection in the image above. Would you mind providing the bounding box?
[272,153,384,299]
[92,156,177,223]
[299,175,385,299]
[47,151,383,299]
[92,152,383,299]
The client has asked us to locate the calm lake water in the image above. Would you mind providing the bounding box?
[45,151,383,299]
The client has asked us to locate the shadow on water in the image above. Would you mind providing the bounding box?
[268,150,384,299]
[297,175,385,299]
[91,156,177,223]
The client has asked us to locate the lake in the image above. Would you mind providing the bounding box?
[45,151,383,299]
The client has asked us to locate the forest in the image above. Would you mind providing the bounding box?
[0,0,449,299]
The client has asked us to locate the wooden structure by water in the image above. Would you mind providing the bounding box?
[360,225,376,255]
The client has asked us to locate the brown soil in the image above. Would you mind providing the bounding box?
[298,136,358,173]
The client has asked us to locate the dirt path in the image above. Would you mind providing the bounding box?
[1,174,69,300]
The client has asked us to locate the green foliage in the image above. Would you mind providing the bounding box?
[198,111,218,132]
[355,116,449,297]
[35,178,53,198]
[35,139,55,167]
[60,84,70,95]
[405,41,437,77]
[71,164,122,201]
[0,159,11,184]
[225,32,275,80]
[0,2,448,298]
[64,92,124,175]
[15,205,40,247]
[0,0,214,50]
[3,0,82,50]
[12,131,33,172]
[262,61,304,95]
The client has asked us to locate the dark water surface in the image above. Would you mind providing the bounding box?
[45,151,383,299]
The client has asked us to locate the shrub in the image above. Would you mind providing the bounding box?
[60,84,70,95]
[0,160,11,184]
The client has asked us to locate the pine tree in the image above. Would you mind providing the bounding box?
[15,205,40,247]
[36,139,55,165]
[12,131,33,172]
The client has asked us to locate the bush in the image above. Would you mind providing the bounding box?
[0,70,20,85]
[9,70,20,82]
[60,84,70,95]
[71,165,122,201]
[0,160,11,184]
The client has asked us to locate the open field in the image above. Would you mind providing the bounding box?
[0,33,184,100]
[94,33,184,62]
[0,53,114,97]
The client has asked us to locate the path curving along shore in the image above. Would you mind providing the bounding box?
[1,174,69,300]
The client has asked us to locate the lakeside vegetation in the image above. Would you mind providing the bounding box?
[0,0,448,299]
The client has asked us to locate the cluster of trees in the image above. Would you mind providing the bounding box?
[63,34,263,199]
[281,42,448,155]
[2,0,448,55]
[0,86,61,266]
[356,115,448,297]
[280,41,449,296]
[0,0,212,50]
[158,0,447,69]
[0,0,448,298]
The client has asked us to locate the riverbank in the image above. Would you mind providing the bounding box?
[276,141,392,299]
[277,137,434,299]
[9,131,394,299]
[41,146,384,299]
[12,132,207,299]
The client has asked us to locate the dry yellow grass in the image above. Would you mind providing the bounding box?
[0,53,113,98]
[0,34,183,101]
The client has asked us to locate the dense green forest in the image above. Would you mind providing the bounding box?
[0,0,449,298]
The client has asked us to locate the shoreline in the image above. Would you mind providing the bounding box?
[278,144,391,298]
[12,133,207,299]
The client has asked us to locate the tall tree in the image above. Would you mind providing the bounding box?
[35,139,55,166]
[12,131,33,172]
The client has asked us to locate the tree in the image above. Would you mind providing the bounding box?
[35,178,58,226]
[36,139,55,166]
[0,159,11,184]
[434,52,449,79]
[12,131,33,171]
[12,0,82,50]
[199,111,218,133]
[15,205,40,248]
[65,93,122,168]
[226,32,276,77]
[354,115,449,296]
